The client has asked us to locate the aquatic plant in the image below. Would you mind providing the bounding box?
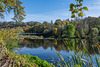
[56,39,100,67]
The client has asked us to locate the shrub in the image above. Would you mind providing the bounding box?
[29,56,55,67]
[89,27,99,38]
[64,23,75,37]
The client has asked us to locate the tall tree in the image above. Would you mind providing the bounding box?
[0,0,25,22]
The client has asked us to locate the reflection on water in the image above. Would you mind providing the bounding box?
[19,39,67,51]
[17,38,100,54]
[14,38,100,65]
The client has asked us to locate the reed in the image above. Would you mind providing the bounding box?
[56,39,100,67]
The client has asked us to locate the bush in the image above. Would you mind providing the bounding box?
[89,27,99,38]
[29,56,55,67]
[64,23,75,37]
[43,29,50,34]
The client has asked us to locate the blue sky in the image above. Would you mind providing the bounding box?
[1,0,100,22]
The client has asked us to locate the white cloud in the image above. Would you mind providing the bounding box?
[88,6,100,10]
[0,9,71,22]
[0,0,100,22]
[82,0,100,17]
[23,9,71,22]
[93,0,100,5]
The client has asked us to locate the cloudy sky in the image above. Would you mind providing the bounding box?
[1,0,100,22]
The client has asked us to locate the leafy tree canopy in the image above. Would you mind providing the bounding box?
[0,0,26,22]
[69,0,88,18]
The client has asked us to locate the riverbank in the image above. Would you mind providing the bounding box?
[0,28,55,67]
[0,50,55,67]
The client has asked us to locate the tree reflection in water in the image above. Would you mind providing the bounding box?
[17,38,100,54]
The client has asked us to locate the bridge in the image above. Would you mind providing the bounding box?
[19,33,44,36]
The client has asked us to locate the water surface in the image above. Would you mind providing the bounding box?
[13,38,100,66]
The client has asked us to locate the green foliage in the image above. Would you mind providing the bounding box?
[73,65,81,67]
[56,39,100,67]
[64,39,75,50]
[69,0,88,18]
[6,39,19,51]
[0,27,20,42]
[53,28,57,35]
[78,12,83,17]
[0,28,55,67]
[81,28,85,37]
[98,26,100,34]
[83,7,88,11]
[89,27,99,38]
[64,23,75,37]
[0,17,99,38]
[0,0,25,22]
[71,14,75,18]
[43,29,50,34]
[26,55,55,67]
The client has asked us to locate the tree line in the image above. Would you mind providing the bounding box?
[0,16,100,38]
[23,16,100,38]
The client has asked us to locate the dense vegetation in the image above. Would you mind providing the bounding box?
[0,16,100,38]
[0,28,55,67]
[0,0,100,67]
[1,16,99,38]
[0,0,25,22]
[0,27,100,67]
